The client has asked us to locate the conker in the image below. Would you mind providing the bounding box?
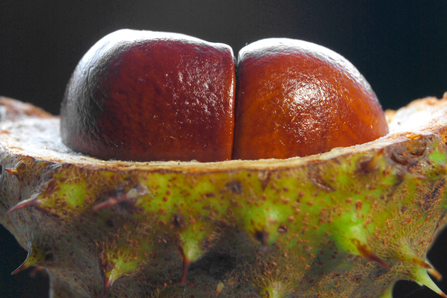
[61,29,236,162]
[232,38,389,160]
[61,30,389,162]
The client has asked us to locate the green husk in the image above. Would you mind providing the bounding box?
[1,95,447,297]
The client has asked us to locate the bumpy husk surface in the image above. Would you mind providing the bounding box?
[1,95,447,298]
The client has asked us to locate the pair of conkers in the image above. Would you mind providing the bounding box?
[61,29,388,162]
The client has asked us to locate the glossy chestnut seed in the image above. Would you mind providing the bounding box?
[233,38,389,160]
[61,29,235,162]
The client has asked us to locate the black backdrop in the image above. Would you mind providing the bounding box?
[0,0,446,297]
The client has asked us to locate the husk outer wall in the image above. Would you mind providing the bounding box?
[1,97,447,297]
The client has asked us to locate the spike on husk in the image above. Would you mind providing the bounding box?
[8,193,41,213]
[11,245,45,275]
[177,217,219,284]
[93,184,149,210]
[215,280,225,296]
[178,246,192,285]
[4,160,27,177]
[390,244,429,268]
[101,254,140,297]
[178,235,205,284]
[410,266,447,297]
[352,238,390,270]
[391,242,445,281]
[5,167,19,176]
[328,202,390,269]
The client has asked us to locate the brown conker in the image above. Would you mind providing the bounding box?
[232,38,389,160]
[61,29,236,162]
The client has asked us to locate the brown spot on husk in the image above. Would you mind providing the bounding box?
[258,171,271,190]
[407,136,427,156]
[171,214,183,229]
[391,150,409,166]
[277,225,288,233]
[356,151,382,174]
[226,181,242,194]
[422,177,445,211]
[254,230,269,246]
[309,172,334,192]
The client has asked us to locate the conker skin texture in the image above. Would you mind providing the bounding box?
[233,38,389,160]
[61,29,235,162]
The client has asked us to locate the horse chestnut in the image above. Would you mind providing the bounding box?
[61,30,388,162]
[61,29,236,162]
[232,38,389,160]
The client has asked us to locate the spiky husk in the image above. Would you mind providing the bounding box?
[1,95,447,298]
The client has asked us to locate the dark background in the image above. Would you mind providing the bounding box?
[0,0,446,297]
